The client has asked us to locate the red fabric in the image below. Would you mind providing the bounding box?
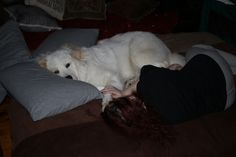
[59,11,178,39]
[23,32,52,52]
[23,11,178,51]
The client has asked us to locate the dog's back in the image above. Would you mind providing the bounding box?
[89,31,185,85]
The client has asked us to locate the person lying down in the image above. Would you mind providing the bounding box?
[101,44,235,141]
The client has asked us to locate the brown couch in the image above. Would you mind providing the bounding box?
[7,32,236,157]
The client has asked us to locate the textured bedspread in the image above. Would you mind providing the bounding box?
[8,32,236,157]
[12,95,236,157]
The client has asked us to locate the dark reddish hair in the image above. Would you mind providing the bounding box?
[101,96,174,144]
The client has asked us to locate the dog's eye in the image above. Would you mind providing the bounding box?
[54,70,59,74]
[65,63,70,68]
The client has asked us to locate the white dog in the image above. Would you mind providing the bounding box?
[37,31,186,109]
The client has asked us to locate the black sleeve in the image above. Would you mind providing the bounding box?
[136,65,185,124]
[136,55,226,124]
[137,65,179,105]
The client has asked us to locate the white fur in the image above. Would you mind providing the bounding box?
[37,31,186,108]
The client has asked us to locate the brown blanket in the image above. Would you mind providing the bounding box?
[8,32,236,157]
[12,96,236,157]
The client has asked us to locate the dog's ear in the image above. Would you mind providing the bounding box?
[61,44,85,60]
[71,48,85,60]
[37,57,47,68]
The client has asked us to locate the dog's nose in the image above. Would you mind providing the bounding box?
[65,75,73,79]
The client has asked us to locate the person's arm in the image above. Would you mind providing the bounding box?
[102,63,182,99]
[101,80,138,99]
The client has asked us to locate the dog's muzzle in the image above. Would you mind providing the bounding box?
[65,75,73,79]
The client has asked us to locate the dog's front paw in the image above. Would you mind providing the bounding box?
[101,93,113,112]
[124,77,138,88]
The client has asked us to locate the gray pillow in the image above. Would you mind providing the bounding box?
[0,61,102,121]
[0,20,30,103]
[33,28,99,57]
[6,4,62,32]
[0,20,30,71]
[0,27,102,121]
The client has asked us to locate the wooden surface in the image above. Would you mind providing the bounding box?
[0,97,12,157]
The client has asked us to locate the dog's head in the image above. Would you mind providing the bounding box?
[37,47,85,80]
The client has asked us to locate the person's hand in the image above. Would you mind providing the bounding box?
[102,80,138,99]
[167,64,183,70]
[101,86,123,99]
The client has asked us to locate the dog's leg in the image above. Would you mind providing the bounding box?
[101,76,125,111]
[108,74,125,90]
[124,77,139,88]
[101,93,113,112]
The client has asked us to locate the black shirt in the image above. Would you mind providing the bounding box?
[137,54,226,124]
